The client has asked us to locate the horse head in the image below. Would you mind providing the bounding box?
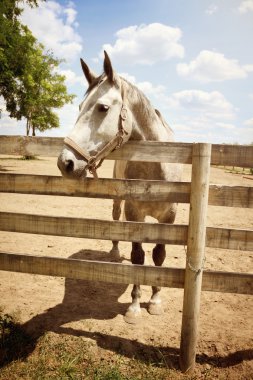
[57,51,132,179]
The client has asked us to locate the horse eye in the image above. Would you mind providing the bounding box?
[98,104,109,112]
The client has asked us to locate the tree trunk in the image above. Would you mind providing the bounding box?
[26,119,30,136]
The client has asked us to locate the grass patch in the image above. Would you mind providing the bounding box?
[0,156,40,161]
[213,165,253,175]
[20,155,39,160]
[0,309,250,380]
[0,323,181,380]
[0,310,32,366]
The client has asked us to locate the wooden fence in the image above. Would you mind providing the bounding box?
[0,135,252,373]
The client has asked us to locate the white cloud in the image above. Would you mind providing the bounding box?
[137,81,166,96]
[177,50,253,83]
[205,4,218,15]
[173,118,246,144]
[102,23,184,65]
[0,95,79,137]
[21,1,83,62]
[238,0,253,13]
[58,69,85,87]
[0,97,25,135]
[215,122,236,129]
[167,90,236,120]
[64,6,77,25]
[119,72,137,84]
[44,101,80,137]
[231,127,253,144]
[120,72,166,97]
[244,117,253,126]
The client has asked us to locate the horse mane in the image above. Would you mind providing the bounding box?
[120,76,174,136]
[120,77,157,122]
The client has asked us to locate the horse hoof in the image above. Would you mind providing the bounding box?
[124,308,142,324]
[148,302,164,315]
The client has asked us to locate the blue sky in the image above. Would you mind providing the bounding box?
[1,0,253,144]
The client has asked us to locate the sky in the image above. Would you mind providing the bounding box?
[0,0,253,144]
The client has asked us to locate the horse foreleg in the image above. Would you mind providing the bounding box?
[124,242,145,324]
[110,199,122,260]
[148,243,166,315]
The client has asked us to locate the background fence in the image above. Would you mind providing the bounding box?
[0,135,252,373]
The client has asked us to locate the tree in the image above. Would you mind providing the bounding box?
[18,35,75,136]
[0,0,38,117]
[0,0,75,135]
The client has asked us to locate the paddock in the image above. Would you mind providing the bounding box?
[0,136,252,374]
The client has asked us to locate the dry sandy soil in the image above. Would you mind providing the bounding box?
[0,156,252,378]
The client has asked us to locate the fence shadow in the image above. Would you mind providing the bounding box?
[1,248,253,370]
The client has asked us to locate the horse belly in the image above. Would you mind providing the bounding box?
[125,199,177,224]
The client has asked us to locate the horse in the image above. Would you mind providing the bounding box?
[57,51,181,324]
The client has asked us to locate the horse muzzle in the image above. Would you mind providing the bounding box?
[57,149,88,179]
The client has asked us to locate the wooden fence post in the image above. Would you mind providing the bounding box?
[180,143,211,372]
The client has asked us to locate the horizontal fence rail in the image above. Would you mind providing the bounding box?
[0,173,191,203]
[0,252,252,295]
[0,136,253,167]
[0,173,252,207]
[0,212,252,251]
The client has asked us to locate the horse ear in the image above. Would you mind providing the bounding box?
[80,58,97,85]
[103,50,121,88]
[103,51,114,83]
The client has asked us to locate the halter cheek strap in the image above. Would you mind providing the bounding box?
[64,104,129,178]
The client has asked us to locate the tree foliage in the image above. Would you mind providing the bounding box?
[0,0,75,135]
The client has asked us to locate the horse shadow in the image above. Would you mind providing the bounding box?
[1,248,253,371]
[21,249,129,336]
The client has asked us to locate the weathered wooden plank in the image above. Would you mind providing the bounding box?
[1,136,252,167]
[1,174,252,208]
[0,252,252,294]
[0,212,188,245]
[211,144,253,168]
[206,227,253,251]
[0,135,193,163]
[110,141,193,163]
[208,184,253,208]
[0,173,191,203]
[0,136,63,157]
[0,212,252,251]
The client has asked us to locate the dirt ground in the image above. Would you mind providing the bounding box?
[0,156,252,378]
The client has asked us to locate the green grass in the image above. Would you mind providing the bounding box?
[214,165,253,175]
[0,311,32,366]
[0,310,251,380]
[0,156,39,160]
[0,319,186,380]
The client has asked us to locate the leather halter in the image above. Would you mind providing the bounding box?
[64,104,129,178]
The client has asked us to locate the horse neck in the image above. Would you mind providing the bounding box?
[122,80,174,142]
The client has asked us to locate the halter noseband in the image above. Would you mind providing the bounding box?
[64,104,129,178]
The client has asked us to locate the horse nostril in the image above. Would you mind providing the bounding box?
[65,159,74,173]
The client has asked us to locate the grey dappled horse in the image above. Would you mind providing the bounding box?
[57,51,181,323]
